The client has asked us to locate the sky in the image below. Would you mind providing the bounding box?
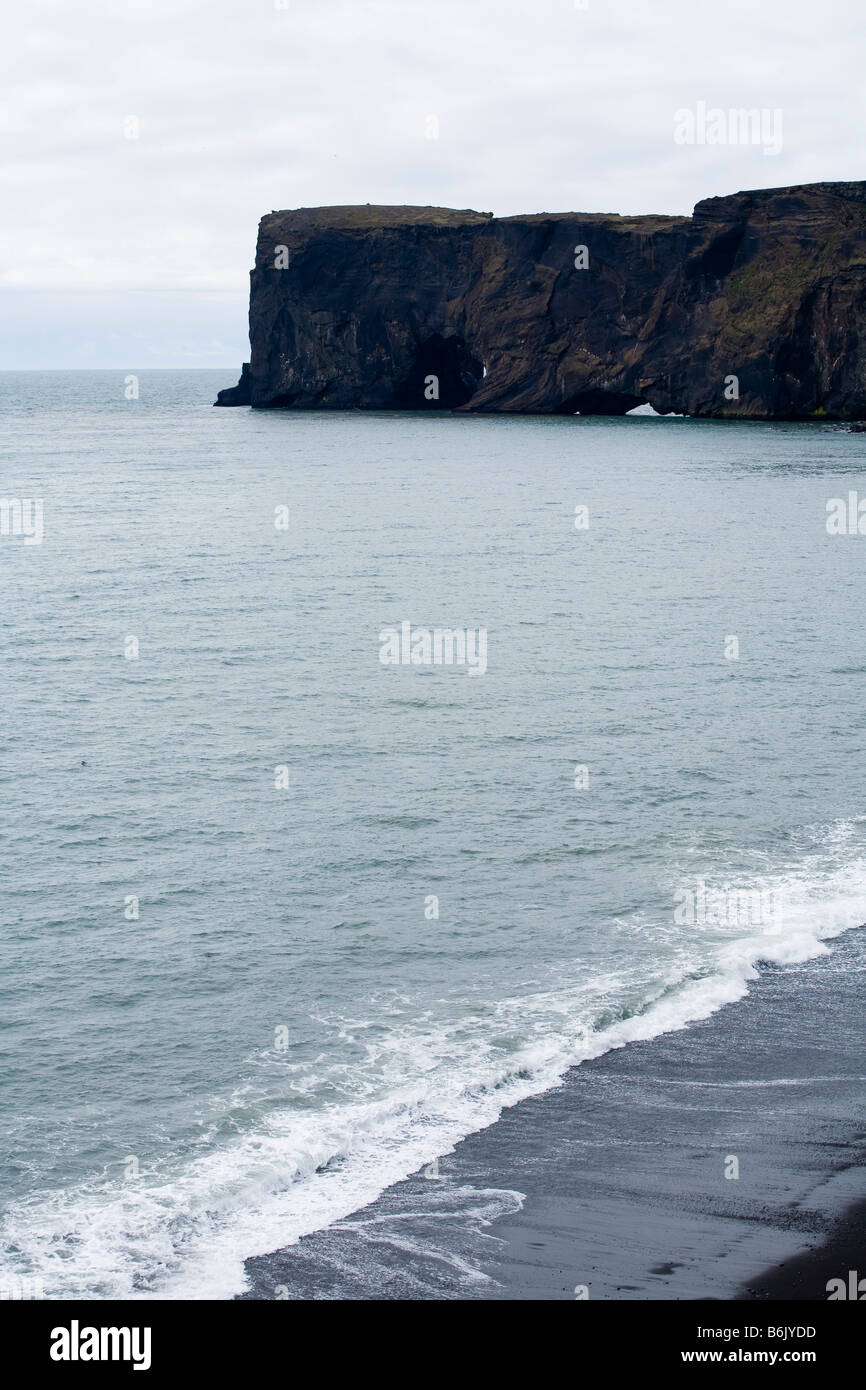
[2,0,864,368]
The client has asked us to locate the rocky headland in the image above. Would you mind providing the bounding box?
[216,183,866,418]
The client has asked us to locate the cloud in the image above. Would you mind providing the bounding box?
[2,0,864,362]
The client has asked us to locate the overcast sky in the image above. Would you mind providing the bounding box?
[2,0,864,367]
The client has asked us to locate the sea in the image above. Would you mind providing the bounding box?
[1,368,865,1299]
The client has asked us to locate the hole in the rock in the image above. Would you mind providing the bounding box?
[391,334,483,408]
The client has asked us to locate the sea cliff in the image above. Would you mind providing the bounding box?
[216,183,866,419]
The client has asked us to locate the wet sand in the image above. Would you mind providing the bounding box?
[242,928,866,1300]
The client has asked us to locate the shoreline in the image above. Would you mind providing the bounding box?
[241,927,866,1300]
[742,1197,866,1301]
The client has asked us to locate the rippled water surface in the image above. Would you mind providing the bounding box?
[2,370,865,1297]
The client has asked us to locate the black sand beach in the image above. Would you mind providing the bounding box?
[242,928,866,1301]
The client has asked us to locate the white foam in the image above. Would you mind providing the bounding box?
[2,823,865,1300]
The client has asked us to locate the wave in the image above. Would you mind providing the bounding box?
[2,820,865,1301]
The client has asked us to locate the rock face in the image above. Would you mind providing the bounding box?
[214,360,251,406]
[216,185,866,418]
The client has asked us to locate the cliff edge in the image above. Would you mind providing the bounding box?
[216,184,866,418]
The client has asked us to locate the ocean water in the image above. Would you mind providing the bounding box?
[1,368,865,1299]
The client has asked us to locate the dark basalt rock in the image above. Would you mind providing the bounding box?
[214,360,251,406]
[215,185,866,419]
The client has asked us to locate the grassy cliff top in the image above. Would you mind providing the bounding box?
[261,205,494,231]
[260,183,866,239]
